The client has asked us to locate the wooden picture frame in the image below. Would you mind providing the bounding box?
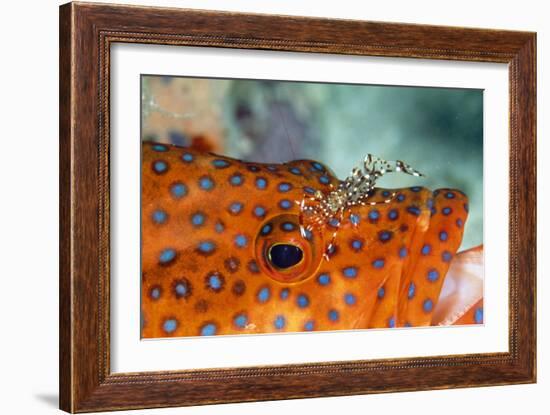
[59,2,536,412]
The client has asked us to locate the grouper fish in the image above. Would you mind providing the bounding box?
[141,141,483,338]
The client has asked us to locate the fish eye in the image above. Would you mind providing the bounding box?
[268,243,304,269]
[255,214,324,284]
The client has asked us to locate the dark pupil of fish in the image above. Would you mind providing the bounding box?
[268,244,303,269]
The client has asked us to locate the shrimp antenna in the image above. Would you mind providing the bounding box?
[262,85,297,162]
[272,98,297,162]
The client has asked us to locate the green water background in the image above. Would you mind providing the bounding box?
[143,77,483,250]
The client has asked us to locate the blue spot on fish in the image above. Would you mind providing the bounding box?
[197,241,216,254]
[311,161,325,172]
[289,167,302,175]
[408,282,416,299]
[191,212,205,226]
[152,143,168,152]
[152,209,167,224]
[344,293,356,306]
[234,314,248,329]
[281,222,295,232]
[378,230,393,242]
[254,206,266,218]
[261,223,272,235]
[343,267,358,278]
[274,315,286,330]
[328,309,339,322]
[228,202,244,215]
[207,273,223,291]
[278,182,292,192]
[212,159,231,168]
[229,173,244,186]
[474,307,484,324]
[200,323,217,336]
[170,182,187,198]
[153,160,168,174]
[351,239,363,251]
[368,209,380,221]
[215,221,225,233]
[150,287,161,299]
[407,206,421,216]
[199,176,215,191]
[174,282,188,297]
[423,299,434,312]
[159,248,176,264]
[234,234,248,248]
[279,199,292,210]
[163,319,177,333]
[421,244,431,255]
[297,294,310,308]
[427,269,440,282]
[257,286,271,303]
[255,177,268,190]
[372,259,385,269]
[181,152,194,163]
[317,273,331,286]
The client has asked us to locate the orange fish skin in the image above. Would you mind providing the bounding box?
[453,299,484,325]
[141,142,470,338]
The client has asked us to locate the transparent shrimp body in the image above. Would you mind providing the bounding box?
[299,154,424,259]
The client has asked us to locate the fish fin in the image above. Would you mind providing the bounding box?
[369,267,401,328]
[397,189,468,327]
[432,245,484,326]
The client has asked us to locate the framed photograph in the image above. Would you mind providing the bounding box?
[59,2,536,412]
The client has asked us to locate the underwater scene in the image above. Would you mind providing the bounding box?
[141,75,484,339]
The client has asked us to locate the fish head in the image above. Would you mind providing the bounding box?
[141,142,470,337]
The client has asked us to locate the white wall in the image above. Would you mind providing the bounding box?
[0,0,546,414]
